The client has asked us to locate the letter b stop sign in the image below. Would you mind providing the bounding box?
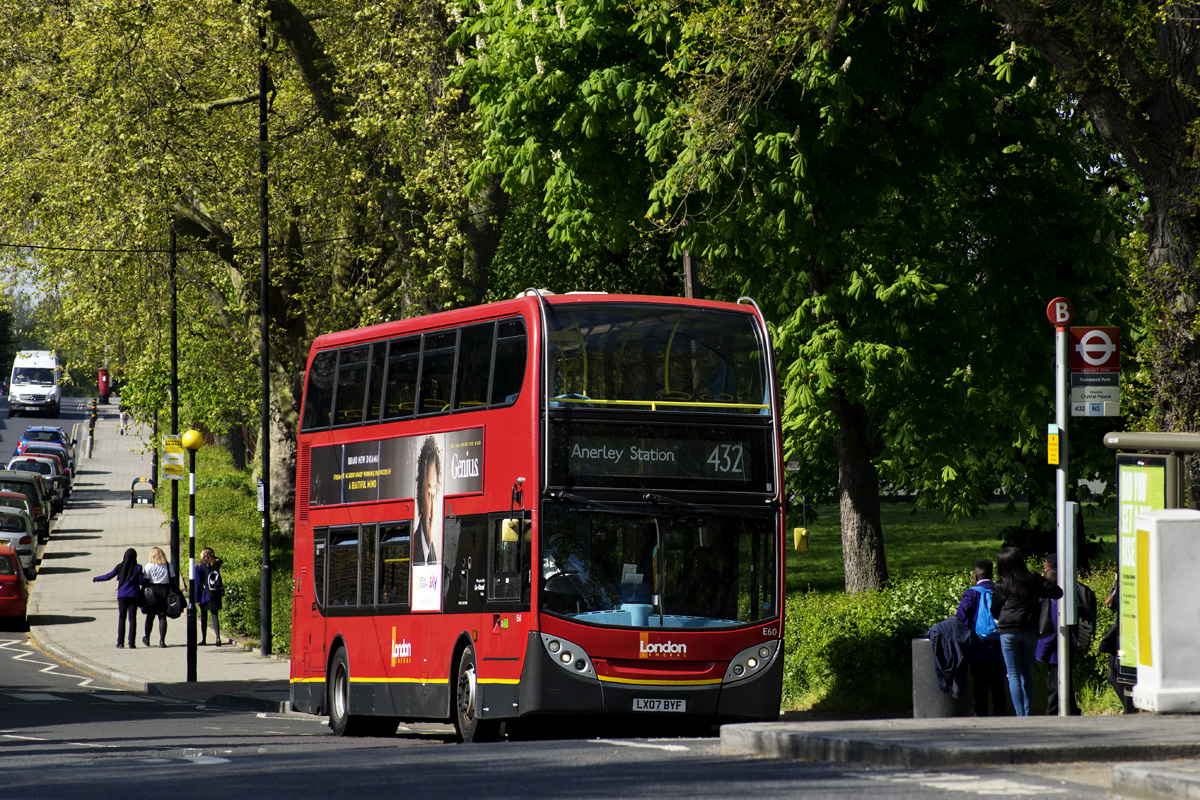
[1046,297,1074,327]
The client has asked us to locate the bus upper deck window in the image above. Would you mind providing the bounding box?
[334,346,370,426]
[301,351,337,431]
[491,318,527,406]
[383,338,420,420]
[454,323,494,411]
[418,331,457,415]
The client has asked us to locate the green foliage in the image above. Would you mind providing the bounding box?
[783,571,964,711]
[1075,562,1122,714]
[454,0,1132,598]
[0,0,501,535]
[783,563,1122,714]
[485,196,683,299]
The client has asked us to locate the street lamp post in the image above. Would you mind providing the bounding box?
[182,429,204,682]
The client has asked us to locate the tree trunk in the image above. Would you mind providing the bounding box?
[268,406,297,540]
[213,424,247,472]
[830,389,889,592]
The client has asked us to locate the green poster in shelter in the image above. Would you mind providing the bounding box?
[1117,456,1167,670]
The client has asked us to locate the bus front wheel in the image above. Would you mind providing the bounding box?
[454,646,501,743]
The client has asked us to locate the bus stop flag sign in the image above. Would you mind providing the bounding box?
[1069,326,1120,417]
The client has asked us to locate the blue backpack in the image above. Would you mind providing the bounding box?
[970,586,1000,641]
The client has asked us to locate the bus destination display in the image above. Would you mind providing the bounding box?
[567,435,748,481]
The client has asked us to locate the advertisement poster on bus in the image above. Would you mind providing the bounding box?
[308,427,484,611]
[1117,454,1167,673]
[411,434,445,611]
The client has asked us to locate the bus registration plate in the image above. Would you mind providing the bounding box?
[633,698,686,712]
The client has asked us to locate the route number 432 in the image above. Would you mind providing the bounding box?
[707,444,745,475]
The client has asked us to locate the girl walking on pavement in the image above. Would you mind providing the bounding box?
[196,547,224,646]
[93,548,143,649]
[991,546,1063,716]
[141,546,177,647]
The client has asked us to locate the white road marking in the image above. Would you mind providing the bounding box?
[0,638,95,687]
[856,771,1067,796]
[2,733,116,748]
[591,739,690,752]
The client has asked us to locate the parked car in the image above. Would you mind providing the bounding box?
[9,451,71,498]
[0,490,34,521]
[14,426,77,462]
[0,471,53,540]
[5,457,64,513]
[0,509,36,580]
[21,441,75,485]
[0,544,29,624]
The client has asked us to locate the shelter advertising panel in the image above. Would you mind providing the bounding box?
[1117,454,1167,673]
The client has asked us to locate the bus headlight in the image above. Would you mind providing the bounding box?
[723,639,780,684]
[540,633,596,678]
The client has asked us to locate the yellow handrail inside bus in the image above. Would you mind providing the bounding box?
[551,396,767,411]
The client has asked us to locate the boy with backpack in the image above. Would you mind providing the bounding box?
[954,558,1007,715]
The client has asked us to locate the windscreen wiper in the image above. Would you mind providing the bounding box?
[643,492,718,516]
[547,490,610,509]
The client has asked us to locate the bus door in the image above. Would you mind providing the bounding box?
[298,533,328,678]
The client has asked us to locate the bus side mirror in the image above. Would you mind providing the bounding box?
[502,518,529,543]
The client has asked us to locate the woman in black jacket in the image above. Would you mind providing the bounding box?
[990,547,1063,716]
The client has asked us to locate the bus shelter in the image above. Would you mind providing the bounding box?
[1102,432,1200,711]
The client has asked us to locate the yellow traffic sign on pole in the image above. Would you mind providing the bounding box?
[162,435,185,481]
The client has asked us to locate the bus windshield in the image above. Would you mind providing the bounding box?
[545,303,769,414]
[539,501,777,630]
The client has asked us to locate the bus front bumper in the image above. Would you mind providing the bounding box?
[511,631,782,723]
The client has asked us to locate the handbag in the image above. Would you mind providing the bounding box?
[1038,597,1054,638]
[166,589,185,619]
[142,585,157,608]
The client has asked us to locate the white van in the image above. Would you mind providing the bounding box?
[8,351,62,419]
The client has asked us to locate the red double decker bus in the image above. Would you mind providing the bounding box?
[290,292,785,740]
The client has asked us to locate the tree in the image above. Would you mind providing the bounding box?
[0,0,502,534]
[980,1,1200,443]
[455,0,1126,590]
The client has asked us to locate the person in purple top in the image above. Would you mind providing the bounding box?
[955,558,1007,715]
[93,548,143,649]
[1037,553,1081,714]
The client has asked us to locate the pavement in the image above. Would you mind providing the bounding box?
[26,398,290,713]
[23,399,1200,798]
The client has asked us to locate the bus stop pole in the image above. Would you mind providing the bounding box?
[1050,299,1071,716]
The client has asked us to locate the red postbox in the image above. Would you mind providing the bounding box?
[98,368,110,404]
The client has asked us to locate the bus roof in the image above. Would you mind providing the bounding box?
[310,293,762,353]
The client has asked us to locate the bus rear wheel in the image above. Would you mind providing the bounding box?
[328,648,375,737]
[454,646,501,743]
